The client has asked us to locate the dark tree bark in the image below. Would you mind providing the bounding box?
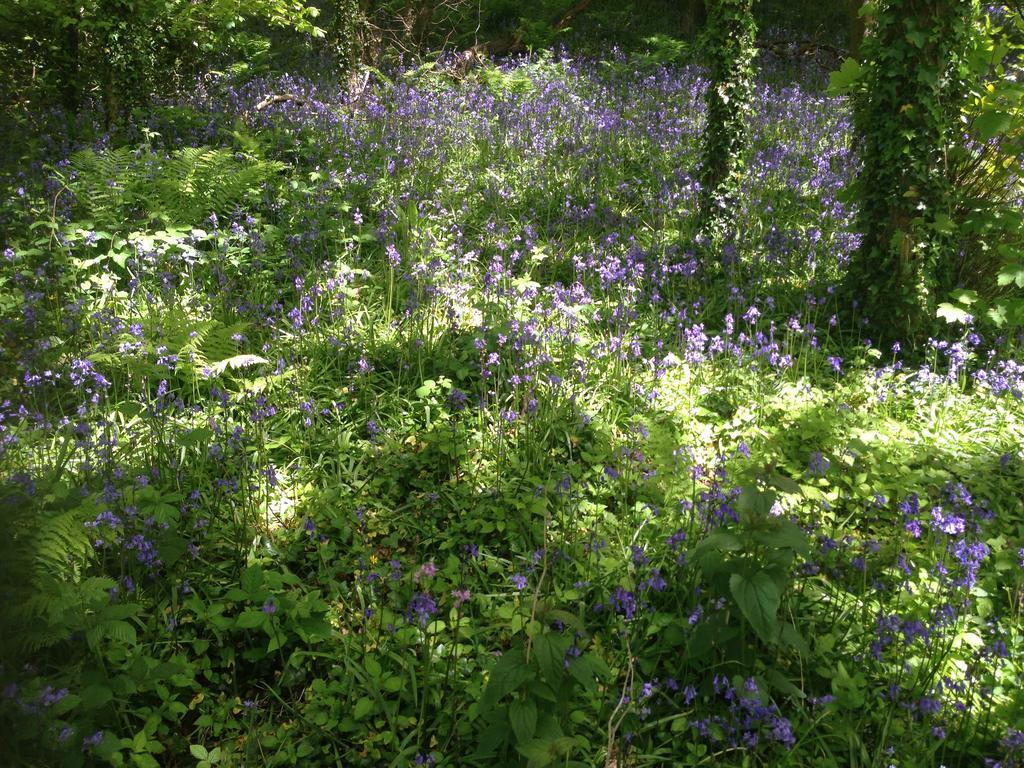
[59,9,81,111]
[680,0,707,40]
[847,0,866,58]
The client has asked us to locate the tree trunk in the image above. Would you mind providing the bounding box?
[698,0,757,240]
[59,10,81,111]
[680,0,707,40]
[328,0,363,73]
[845,0,976,345]
[847,0,865,58]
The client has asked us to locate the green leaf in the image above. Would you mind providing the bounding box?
[190,745,209,761]
[987,304,1009,327]
[905,29,927,48]
[181,427,214,447]
[87,620,137,649]
[696,530,743,553]
[827,58,862,95]
[474,719,510,758]
[997,264,1024,288]
[766,668,806,699]
[509,699,538,744]
[544,609,583,631]
[240,565,264,596]
[729,570,781,644]
[52,693,81,715]
[516,738,556,767]
[158,533,188,567]
[480,649,534,712]
[235,610,267,629]
[952,288,979,305]
[975,108,1013,140]
[736,486,776,518]
[937,302,971,324]
[81,684,114,710]
[364,656,382,680]
[569,655,598,696]
[931,212,956,235]
[532,632,569,682]
[768,473,802,495]
[353,697,374,720]
[779,622,811,654]
[752,520,809,554]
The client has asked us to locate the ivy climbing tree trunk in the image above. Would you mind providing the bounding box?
[327,0,363,75]
[698,0,757,242]
[845,0,977,345]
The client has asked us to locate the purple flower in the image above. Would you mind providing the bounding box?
[807,452,830,477]
[510,574,528,591]
[262,599,277,615]
[930,507,965,536]
[414,561,437,583]
[83,731,104,751]
[609,587,637,620]
[406,592,437,627]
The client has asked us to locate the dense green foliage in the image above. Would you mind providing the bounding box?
[698,0,758,238]
[844,0,978,344]
[0,0,324,116]
[1,3,1023,767]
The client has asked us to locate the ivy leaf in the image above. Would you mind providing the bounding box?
[729,571,781,644]
[905,30,928,48]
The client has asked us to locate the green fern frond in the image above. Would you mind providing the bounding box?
[33,507,94,577]
[65,146,284,229]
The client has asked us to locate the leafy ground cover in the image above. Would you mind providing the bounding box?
[1,53,1023,767]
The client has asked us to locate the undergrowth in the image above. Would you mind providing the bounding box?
[0,54,1022,768]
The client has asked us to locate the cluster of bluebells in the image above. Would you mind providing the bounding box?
[901,483,994,590]
[688,676,796,751]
